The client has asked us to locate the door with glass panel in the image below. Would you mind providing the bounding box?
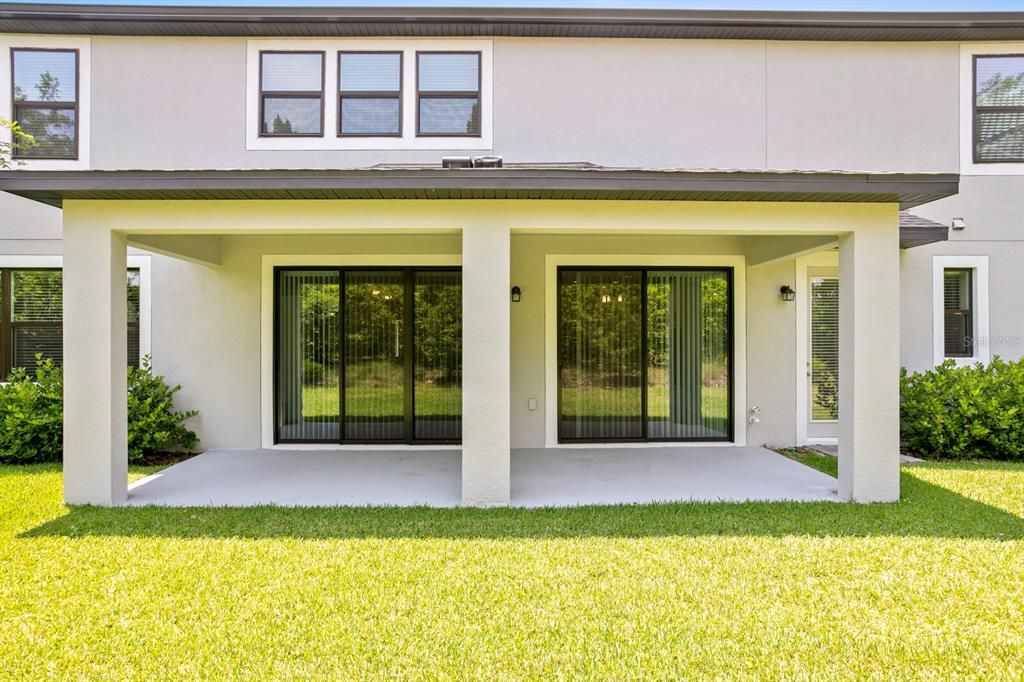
[275,267,461,444]
[806,270,840,440]
[558,267,732,442]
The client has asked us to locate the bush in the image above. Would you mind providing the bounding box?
[0,355,198,464]
[127,357,198,462]
[0,358,63,463]
[901,357,1024,460]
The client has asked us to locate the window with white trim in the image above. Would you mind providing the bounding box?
[933,256,990,366]
[246,40,492,151]
[0,269,140,377]
[11,48,78,159]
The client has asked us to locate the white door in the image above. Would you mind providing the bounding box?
[806,270,839,440]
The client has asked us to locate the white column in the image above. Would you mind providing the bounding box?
[461,222,511,507]
[63,219,128,506]
[838,218,900,503]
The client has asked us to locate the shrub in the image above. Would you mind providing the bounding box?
[0,355,198,464]
[127,357,198,462]
[0,358,63,463]
[901,357,1024,460]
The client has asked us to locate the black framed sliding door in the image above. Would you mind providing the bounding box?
[558,267,732,443]
[274,267,461,444]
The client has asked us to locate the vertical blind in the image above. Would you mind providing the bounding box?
[276,270,341,442]
[275,268,461,444]
[647,271,730,439]
[943,269,973,358]
[344,271,406,442]
[809,277,840,422]
[414,271,462,442]
[558,270,643,440]
[558,268,731,442]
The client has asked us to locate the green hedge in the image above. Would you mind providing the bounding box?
[0,356,198,464]
[901,357,1024,460]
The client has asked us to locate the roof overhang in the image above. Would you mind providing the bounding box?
[899,211,950,249]
[0,5,1021,41]
[0,167,958,210]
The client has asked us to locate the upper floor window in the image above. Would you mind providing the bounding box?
[259,51,324,137]
[11,48,78,159]
[974,54,1024,163]
[417,52,481,137]
[338,52,402,137]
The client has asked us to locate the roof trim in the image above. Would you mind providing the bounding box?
[899,210,950,249]
[0,168,959,209]
[0,5,1021,41]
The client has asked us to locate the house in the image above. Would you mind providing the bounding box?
[0,5,1021,507]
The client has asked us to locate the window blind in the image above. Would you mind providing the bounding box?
[810,277,840,422]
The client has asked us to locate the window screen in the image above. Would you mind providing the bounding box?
[12,49,78,159]
[943,268,974,358]
[416,52,481,136]
[975,55,1024,162]
[339,52,402,136]
[0,269,142,377]
[259,52,324,136]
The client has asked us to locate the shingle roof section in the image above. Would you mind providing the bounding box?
[899,211,949,249]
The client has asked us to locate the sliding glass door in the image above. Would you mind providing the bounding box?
[276,270,342,442]
[558,267,732,442]
[275,267,461,444]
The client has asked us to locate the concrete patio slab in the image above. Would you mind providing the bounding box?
[127,446,840,508]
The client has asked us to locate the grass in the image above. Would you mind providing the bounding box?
[2,461,1023,678]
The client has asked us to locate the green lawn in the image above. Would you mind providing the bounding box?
[2,460,1023,678]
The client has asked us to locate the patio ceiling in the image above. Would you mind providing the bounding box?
[0,166,959,210]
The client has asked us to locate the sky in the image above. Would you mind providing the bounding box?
[10,0,1024,10]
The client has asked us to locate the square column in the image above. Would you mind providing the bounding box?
[838,218,900,503]
[461,222,511,506]
[63,220,128,505]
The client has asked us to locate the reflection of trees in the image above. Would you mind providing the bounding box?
[414,278,461,385]
[11,271,62,321]
[559,274,729,387]
[977,67,1024,154]
[272,114,293,134]
[295,275,463,388]
[978,70,1024,107]
[14,71,75,157]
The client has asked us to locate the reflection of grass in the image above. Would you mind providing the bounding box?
[561,367,729,422]
[560,386,727,419]
[292,361,460,419]
[301,385,460,419]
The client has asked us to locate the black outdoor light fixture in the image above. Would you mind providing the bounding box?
[511,286,522,302]
[779,285,796,302]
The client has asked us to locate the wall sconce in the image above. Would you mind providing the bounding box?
[951,217,966,231]
[779,285,796,302]
[511,286,522,303]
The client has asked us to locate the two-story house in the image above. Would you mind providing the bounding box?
[0,5,1021,507]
